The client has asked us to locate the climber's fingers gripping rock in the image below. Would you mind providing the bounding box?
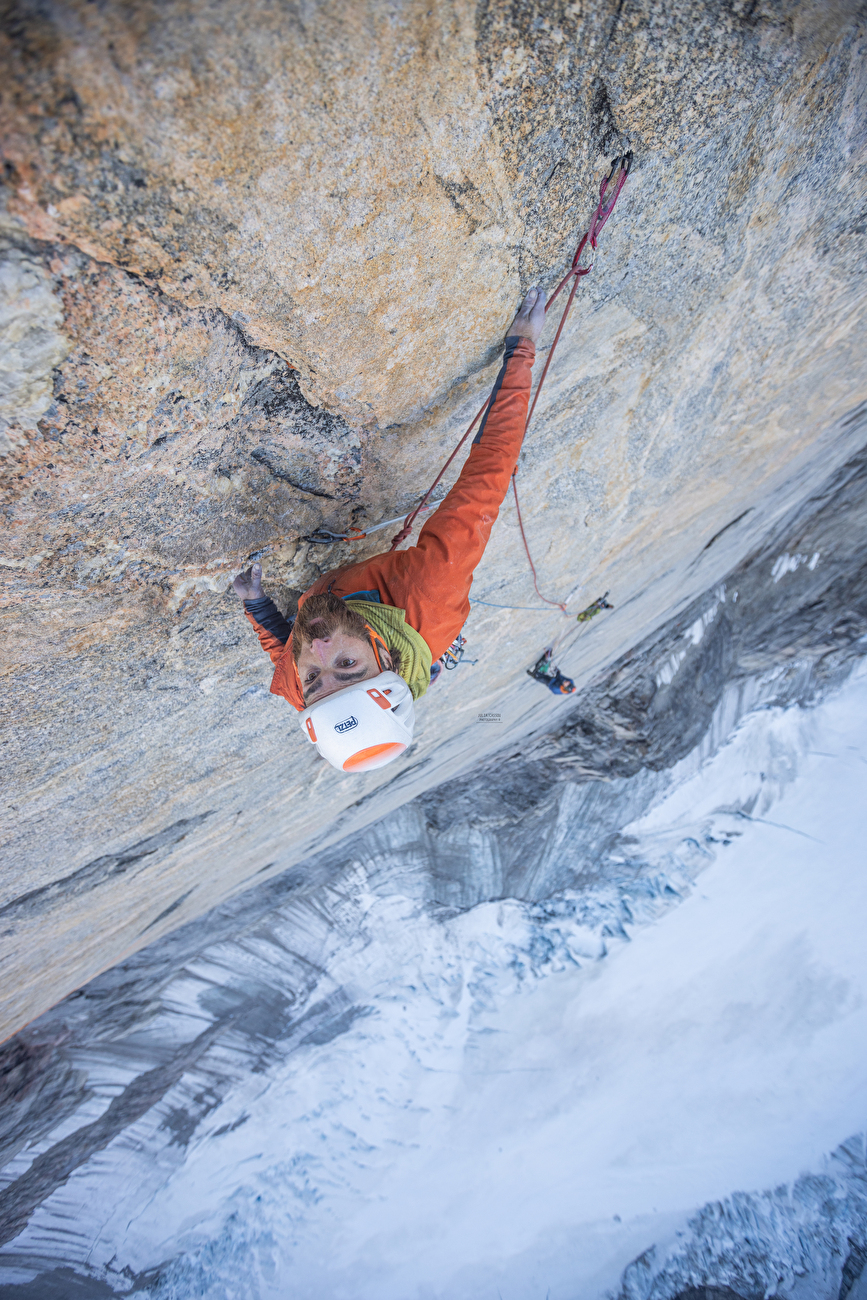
[508,285,546,345]
[233,562,264,602]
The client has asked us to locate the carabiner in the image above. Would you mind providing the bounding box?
[442,633,469,669]
[590,152,632,248]
[601,150,632,196]
[304,529,346,545]
[303,525,372,545]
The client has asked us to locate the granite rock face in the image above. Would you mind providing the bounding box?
[0,0,865,1038]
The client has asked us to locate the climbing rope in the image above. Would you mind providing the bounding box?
[386,396,493,550]
[470,590,614,617]
[389,152,632,607]
[511,470,565,610]
[470,597,555,611]
[510,152,631,608]
[296,154,631,606]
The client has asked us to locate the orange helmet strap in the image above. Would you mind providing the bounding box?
[364,622,391,672]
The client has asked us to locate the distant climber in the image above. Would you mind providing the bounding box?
[525,592,613,695]
[232,285,546,773]
[527,648,576,696]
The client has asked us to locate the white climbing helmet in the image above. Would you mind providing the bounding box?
[298,671,415,773]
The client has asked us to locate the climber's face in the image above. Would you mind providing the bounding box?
[297,631,384,704]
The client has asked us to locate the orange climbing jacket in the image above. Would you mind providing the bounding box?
[245,335,536,710]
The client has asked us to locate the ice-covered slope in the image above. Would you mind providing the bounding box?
[1,0,866,1036]
[1,626,865,1298]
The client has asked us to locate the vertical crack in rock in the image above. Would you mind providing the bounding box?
[590,76,626,156]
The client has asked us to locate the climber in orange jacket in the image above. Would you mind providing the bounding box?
[232,285,545,772]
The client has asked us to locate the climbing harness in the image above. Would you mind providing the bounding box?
[575,591,614,623]
[527,647,576,696]
[298,153,631,610]
[442,633,474,670]
[429,633,477,685]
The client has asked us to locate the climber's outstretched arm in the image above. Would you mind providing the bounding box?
[393,287,545,655]
[415,287,544,556]
[267,286,546,666]
[407,338,534,595]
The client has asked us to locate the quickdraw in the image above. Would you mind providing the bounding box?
[429,633,477,686]
[303,502,437,546]
[442,633,473,670]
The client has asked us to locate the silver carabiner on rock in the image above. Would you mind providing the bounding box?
[304,528,347,545]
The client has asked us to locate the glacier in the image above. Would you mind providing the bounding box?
[1,656,865,1299]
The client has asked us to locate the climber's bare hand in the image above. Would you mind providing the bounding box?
[233,562,264,602]
[508,285,546,345]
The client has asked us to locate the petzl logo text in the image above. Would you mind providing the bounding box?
[334,716,358,733]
